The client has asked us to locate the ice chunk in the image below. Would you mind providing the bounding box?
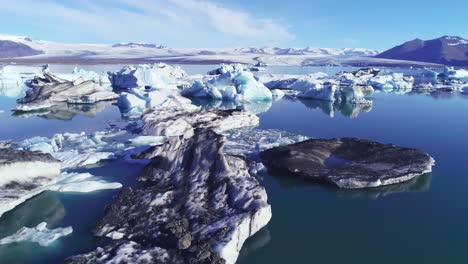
[48,172,122,193]
[439,67,468,79]
[110,63,187,89]
[15,71,118,111]
[128,136,168,147]
[208,63,246,75]
[0,65,41,98]
[118,87,195,116]
[271,89,285,99]
[368,73,414,91]
[57,68,110,83]
[182,67,272,102]
[0,148,61,217]
[0,222,72,247]
[259,72,329,90]
[13,131,125,169]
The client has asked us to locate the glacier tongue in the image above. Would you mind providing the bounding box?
[0,222,72,247]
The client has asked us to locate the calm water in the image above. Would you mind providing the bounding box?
[1,65,468,263]
[239,93,468,264]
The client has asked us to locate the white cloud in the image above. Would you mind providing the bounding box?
[0,0,294,47]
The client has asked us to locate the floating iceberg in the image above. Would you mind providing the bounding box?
[260,72,329,91]
[0,65,41,98]
[12,131,125,169]
[67,129,271,264]
[0,148,61,217]
[182,69,273,102]
[207,63,246,75]
[368,73,414,92]
[56,67,110,84]
[438,67,468,79]
[110,63,187,89]
[0,222,72,247]
[142,106,259,138]
[15,71,118,111]
[48,172,122,193]
[118,87,195,116]
[224,128,308,159]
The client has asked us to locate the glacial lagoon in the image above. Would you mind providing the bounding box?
[1,65,468,263]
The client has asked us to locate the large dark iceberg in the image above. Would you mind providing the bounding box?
[66,129,271,264]
[260,138,435,189]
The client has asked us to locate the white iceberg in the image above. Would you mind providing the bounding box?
[118,87,195,116]
[439,67,468,79]
[15,71,118,111]
[13,131,126,169]
[182,69,272,102]
[0,222,72,247]
[110,63,187,89]
[0,148,61,218]
[0,65,41,98]
[56,67,110,84]
[368,73,414,92]
[48,172,122,193]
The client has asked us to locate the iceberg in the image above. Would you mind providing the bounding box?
[56,67,110,84]
[67,129,271,264]
[368,73,414,92]
[438,67,468,79]
[48,172,122,193]
[0,222,72,247]
[207,63,246,75]
[259,72,329,91]
[15,71,118,111]
[110,63,187,89]
[0,65,41,98]
[182,68,273,102]
[142,106,259,138]
[118,87,195,116]
[12,131,125,169]
[0,148,61,217]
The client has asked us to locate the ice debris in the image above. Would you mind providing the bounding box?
[182,64,273,102]
[110,63,187,89]
[48,172,122,193]
[0,222,72,247]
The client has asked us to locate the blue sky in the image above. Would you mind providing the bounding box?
[0,0,466,50]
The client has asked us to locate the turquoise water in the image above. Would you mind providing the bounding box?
[238,93,468,264]
[1,65,468,263]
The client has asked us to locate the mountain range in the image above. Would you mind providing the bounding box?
[376,36,468,66]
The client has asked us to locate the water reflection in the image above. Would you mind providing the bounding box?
[13,101,117,121]
[298,98,373,118]
[267,169,432,200]
[191,98,273,114]
[238,228,272,261]
[0,192,65,237]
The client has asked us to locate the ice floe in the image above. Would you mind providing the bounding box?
[0,222,72,247]
[0,148,61,217]
[67,129,271,264]
[110,63,187,89]
[182,64,273,102]
[0,65,41,98]
[48,172,122,193]
[118,87,195,117]
[56,67,110,84]
[15,71,118,111]
[261,138,435,189]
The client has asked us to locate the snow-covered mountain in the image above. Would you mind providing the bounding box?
[376,36,468,66]
[0,34,381,66]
